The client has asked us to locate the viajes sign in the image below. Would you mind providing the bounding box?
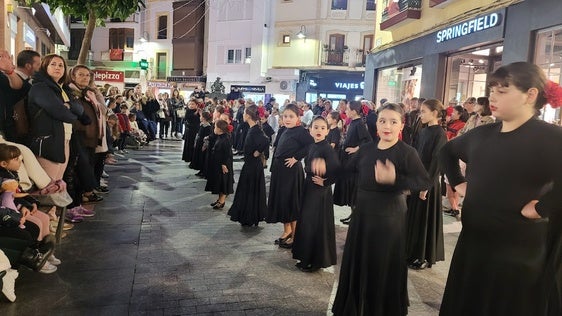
[436,13,502,43]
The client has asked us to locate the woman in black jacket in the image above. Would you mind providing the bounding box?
[27,54,89,181]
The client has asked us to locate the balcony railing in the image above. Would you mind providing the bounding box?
[322,48,349,67]
[380,0,422,30]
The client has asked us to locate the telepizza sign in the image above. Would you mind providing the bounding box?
[93,70,124,83]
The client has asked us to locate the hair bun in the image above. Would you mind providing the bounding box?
[544,80,562,108]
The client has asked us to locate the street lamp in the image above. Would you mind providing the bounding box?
[296,25,306,39]
[139,31,150,43]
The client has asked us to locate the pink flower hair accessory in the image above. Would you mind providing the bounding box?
[544,80,562,108]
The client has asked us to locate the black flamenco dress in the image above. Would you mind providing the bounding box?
[204,133,234,195]
[332,140,431,316]
[406,125,447,267]
[333,118,371,206]
[266,125,314,224]
[228,125,269,226]
[326,127,342,152]
[292,140,340,269]
[439,118,562,316]
[182,108,200,162]
[189,122,212,170]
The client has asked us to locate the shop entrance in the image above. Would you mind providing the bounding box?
[444,43,503,104]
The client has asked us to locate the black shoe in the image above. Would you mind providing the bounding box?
[95,186,109,194]
[19,245,54,271]
[340,215,351,224]
[274,236,290,245]
[212,202,225,210]
[210,200,220,207]
[408,259,428,270]
[444,209,460,217]
[279,237,293,249]
[299,265,320,273]
[82,192,103,204]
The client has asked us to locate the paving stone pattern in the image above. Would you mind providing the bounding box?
[0,140,461,315]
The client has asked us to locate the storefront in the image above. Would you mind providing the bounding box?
[366,0,562,126]
[230,85,266,103]
[297,70,365,106]
[93,70,125,92]
[533,26,562,125]
[367,10,506,104]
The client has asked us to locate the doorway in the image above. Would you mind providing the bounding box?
[445,43,503,103]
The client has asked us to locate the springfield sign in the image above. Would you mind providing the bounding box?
[436,13,502,43]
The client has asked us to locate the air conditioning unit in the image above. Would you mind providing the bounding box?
[279,80,295,92]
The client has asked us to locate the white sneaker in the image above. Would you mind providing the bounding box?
[39,261,58,274]
[100,179,108,187]
[1,269,18,302]
[122,149,129,153]
[48,254,61,266]
[101,171,109,178]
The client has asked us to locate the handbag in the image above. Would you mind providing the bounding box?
[176,108,186,119]
[157,109,165,119]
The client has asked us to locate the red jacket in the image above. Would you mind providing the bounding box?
[446,119,465,140]
[117,113,131,132]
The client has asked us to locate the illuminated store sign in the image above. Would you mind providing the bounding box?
[436,13,502,43]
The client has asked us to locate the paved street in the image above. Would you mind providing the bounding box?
[0,140,461,315]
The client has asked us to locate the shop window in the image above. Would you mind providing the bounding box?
[157,16,168,39]
[445,45,502,105]
[109,28,134,50]
[535,26,562,125]
[376,64,422,104]
[331,0,347,10]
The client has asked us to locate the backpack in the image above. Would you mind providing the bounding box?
[12,96,42,139]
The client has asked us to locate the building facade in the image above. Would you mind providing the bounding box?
[365,0,562,124]
[1,0,70,59]
[272,0,376,105]
[67,0,175,91]
[205,0,272,102]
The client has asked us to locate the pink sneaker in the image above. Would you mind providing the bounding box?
[73,205,96,217]
[65,209,84,223]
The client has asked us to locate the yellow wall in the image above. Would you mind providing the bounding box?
[272,38,320,68]
[374,0,518,51]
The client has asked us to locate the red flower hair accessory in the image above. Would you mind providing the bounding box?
[544,80,562,108]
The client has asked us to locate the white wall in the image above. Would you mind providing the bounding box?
[269,0,376,70]
[206,0,270,87]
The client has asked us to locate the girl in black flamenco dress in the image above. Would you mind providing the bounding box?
[326,111,342,152]
[438,62,562,316]
[266,104,314,248]
[228,105,269,226]
[333,101,372,224]
[292,116,340,272]
[189,111,212,174]
[182,100,200,162]
[332,103,431,316]
[405,99,447,270]
[204,120,234,209]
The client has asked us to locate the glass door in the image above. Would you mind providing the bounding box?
[444,43,503,104]
[535,26,562,125]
